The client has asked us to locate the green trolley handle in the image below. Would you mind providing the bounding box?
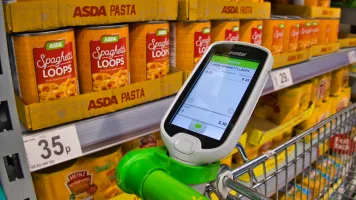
[116,147,218,200]
[143,170,208,200]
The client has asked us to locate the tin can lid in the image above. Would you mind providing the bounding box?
[78,24,128,30]
[12,28,74,37]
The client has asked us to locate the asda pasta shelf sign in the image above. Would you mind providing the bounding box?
[178,0,270,20]
[272,48,311,69]
[272,4,341,18]
[16,70,183,131]
[340,38,356,48]
[311,42,340,57]
[4,0,177,32]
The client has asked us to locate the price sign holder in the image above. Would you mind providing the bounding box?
[270,67,293,91]
[23,125,82,172]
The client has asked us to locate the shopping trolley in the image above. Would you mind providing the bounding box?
[116,103,356,200]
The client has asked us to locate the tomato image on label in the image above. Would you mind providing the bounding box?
[33,39,78,102]
[272,24,284,54]
[251,25,262,45]
[146,29,170,80]
[225,26,239,41]
[90,34,128,92]
[194,27,211,64]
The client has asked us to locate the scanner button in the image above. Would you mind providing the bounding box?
[173,137,196,155]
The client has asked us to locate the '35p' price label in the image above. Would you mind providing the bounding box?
[23,125,82,172]
[270,68,293,91]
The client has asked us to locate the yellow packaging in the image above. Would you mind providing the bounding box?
[121,132,164,155]
[272,4,341,19]
[221,148,238,167]
[310,20,320,46]
[174,21,211,70]
[10,28,79,105]
[211,20,240,42]
[75,25,130,94]
[32,146,123,200]
[17,70,183,131]
[272,127,293,148]
[252,97,275,120]
[129,21,170,83]
[282,19,300,53]
[4,0,178,33]
[318,20,331,45]
[278,183,312,200]
[178,1,271,21]
[300,81,313,111]
[330,19,340,43]
[298,103,330,131]
[262,19,285,54]
[330,87,351,114]
[330,67,348,96]
[297,168,330,199]
[343,66,350,88]
[318,0,330,7]
[297,20,312,51]
[313,73,331,105]
[260,86,303,125]
[240,20,263,45]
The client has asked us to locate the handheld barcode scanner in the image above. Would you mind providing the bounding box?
[161,41,273,165]
[117,41,273,200]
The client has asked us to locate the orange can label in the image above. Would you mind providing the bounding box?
[289,25,300,47]
[90,35,128,91]
[34,39,78,102]
[251,26,262,45]
[194,27,211,64]
[297,21,312,50]
[146,29,170,80]
[272,24,284,54]
[225,26,239,41]
[310,21,320,46]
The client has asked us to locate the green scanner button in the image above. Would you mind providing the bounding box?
[188,120,207,133]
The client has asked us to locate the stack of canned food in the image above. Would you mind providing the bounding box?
[9,18,339,105]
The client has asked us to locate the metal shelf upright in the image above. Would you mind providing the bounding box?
[0,2,36,200]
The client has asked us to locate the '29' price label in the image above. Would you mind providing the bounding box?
[23,125,82,172]
[270,68,293,91]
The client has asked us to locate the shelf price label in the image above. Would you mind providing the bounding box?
[23,125,82,172]
[270,68,293,91]
[348,51,356,64]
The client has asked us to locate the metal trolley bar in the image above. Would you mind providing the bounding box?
[205,103,356,200]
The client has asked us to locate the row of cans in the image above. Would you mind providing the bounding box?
[9,21,241,105]
[264,16,340,54]
[9,19,339,105]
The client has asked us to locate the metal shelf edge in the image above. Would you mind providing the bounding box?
[262,47,356,95]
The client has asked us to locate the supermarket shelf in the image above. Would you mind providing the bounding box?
[21,47,356,172]
[23,96,174,172]
[340,7,356,26]
[262,47,356,95]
